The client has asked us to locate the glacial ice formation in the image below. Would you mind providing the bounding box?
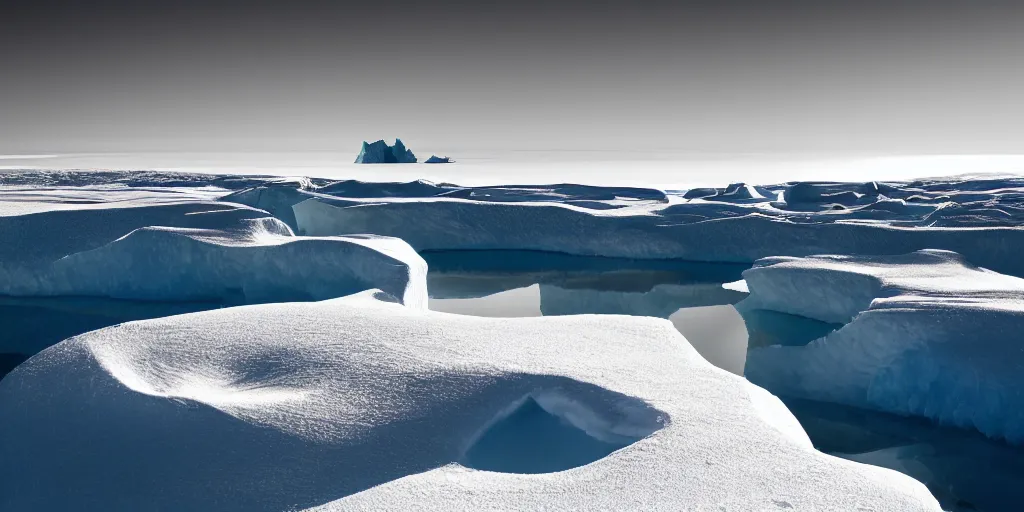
[0,201,425,307]
[275,177,1024,277]
[0,291,939,511]
[424,155,452,164]
[741,250,1024,443]
[354,139,418,163]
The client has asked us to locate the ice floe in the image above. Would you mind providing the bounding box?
[741,249,1024,443]
[0,291,939,511]
[0,201,425,307]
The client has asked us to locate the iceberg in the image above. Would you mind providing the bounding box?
[424,155,452,164]
[741,250,1024,443]
[0,202,425,307]
[354,138,417,164]
[0,291,939,511]
[0,197,426,360]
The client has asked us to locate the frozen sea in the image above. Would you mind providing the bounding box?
[5,150,1024,187]
[4,151,1024,511]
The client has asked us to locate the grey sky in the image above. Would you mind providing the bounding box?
[2,1,1023,153]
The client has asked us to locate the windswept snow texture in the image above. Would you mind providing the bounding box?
[0,292,939,511]
[742,250,1024,444]
[354,139,417,164]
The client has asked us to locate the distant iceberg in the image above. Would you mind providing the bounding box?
[354,139,417,164]
[424,155,452,164]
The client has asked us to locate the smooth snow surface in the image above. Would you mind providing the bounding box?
[742,250,1024,443]
[0,292,939,511]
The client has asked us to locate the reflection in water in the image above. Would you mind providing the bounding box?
[785,397,1024,512]
[429,273,750,376]
[427,252,753,375]
[431,285,542,318]
[670,306,748,375]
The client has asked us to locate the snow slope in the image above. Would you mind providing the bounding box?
[742,250,1024,443]
[0,291,939,511]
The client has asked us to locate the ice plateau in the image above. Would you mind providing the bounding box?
[0,291,940,511]
[741,249,1024,443]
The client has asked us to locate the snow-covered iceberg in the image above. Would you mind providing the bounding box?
[741,250,1024,443]
[0,291,939,511]
[285,182,1024,276]
[0,201,425,307]
[354,139,417,164]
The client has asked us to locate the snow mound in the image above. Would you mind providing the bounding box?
[354,139,418,163]
[741,250,1024,443]
[0,292,938,511]
[0,201,426,307]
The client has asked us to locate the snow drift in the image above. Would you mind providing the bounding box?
[741,250,1024,443]
[0,292,938,511]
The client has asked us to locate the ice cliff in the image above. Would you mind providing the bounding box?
[741,250,1024,443]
